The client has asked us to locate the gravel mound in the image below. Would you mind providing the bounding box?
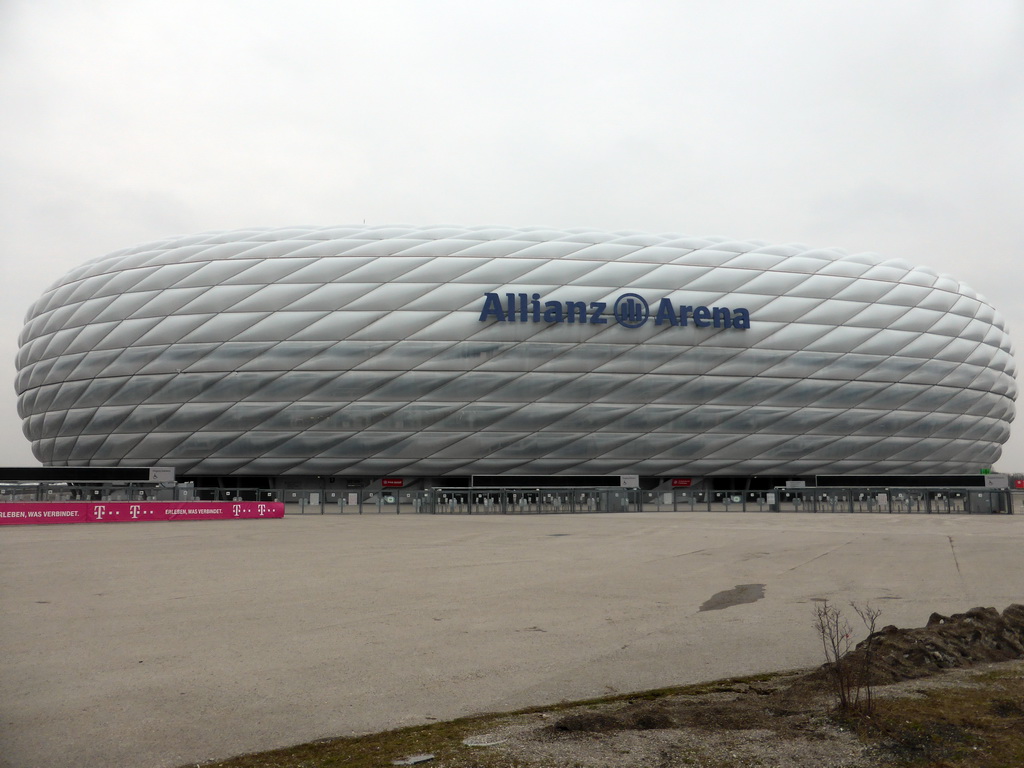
[843,603,1024,684]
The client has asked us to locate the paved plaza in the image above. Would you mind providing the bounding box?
[2,512,1023,768]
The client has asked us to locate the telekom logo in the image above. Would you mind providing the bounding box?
[128,504,152,520]
[93,505,109,520]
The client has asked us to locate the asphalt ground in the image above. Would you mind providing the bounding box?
[2,512,1023,768]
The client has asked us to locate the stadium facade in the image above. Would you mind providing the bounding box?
[14,226,1018,491]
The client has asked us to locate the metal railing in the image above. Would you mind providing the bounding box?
[267,486,1018,516]
[2,483,1018,515]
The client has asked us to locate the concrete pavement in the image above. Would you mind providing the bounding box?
[2,512,1023,768]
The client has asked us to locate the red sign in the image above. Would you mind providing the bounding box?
[671,478,693,487]
[0,501,285,526]
[1015,479,1024,489]
[381,478,404,488]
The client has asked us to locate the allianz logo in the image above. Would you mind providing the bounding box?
[479,292,751,329]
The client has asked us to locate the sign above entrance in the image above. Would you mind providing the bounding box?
[479,293,750,329]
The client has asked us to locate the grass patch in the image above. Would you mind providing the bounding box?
[856,673,1024,767]
[180,666,1024,768]
[179,672,794,768]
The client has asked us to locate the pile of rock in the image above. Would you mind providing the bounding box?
[844,604,1024,684]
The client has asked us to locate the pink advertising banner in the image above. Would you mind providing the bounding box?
[0,501,285,526]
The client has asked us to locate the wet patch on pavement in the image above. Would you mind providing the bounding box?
[699,584,766,612]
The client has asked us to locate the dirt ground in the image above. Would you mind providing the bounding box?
[440,604,1024,768]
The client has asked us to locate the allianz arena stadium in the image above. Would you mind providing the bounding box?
[14,225,1018,489]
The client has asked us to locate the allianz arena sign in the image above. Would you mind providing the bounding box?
[479,292,751,329]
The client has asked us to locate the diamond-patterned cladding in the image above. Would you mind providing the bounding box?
[14,225,1017,477]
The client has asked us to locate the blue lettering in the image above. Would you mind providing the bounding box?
[732,308,751,330]
[480,293,506,321]
[566,301,588,323]
[479,294,751,329]
[543,301,564,322]
[655,298,679,326]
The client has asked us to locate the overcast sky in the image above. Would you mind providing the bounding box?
[2,0,1022,471]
